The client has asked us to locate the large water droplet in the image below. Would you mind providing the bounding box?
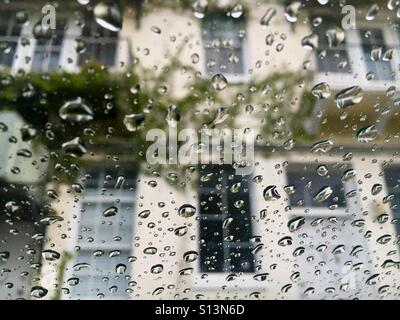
[178,204,196,218]
[62,137,87,157]
[284,1,301,23]
[311,82,331,99]
[263,185,281,201]
[211,74,228,91]
[260,7,276,27]
[103,206,118,217]
[313,186,333,203]
[123,113,145,132]
[59,97,93,123]
[357,125,378,143]
[287,216,305,232]
[326,27,345,47]
[93,1,122,32]
[310,140,333,153]
[31,286,48,298]
[334,86,364,109]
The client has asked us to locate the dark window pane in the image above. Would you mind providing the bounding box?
[287,163,348,208]
[311,15,351,73]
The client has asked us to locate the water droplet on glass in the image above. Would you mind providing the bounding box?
[263,185,281,201]
[357,125,378,143]
[334,86,364,109]
[59,97,93,123]
[62,137,87,157]
[178,204,196,218]
[211,74,228,91]
[103,206,118,217]
[287,216,305,232]
[313,186,333,203]
[260,8,277,27]
[284,1,301,23]
[310,140,333,153]
[93,1,122,32]
[123,113,145,132]
[42,249,60,261]
[30,286,48,298]
[311,82,331,99]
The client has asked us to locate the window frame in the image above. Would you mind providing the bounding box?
[284,158,357,218]
[200,12,250,84]
[193,165,263,289]
[313,20,400,91]
[62,165,137,300]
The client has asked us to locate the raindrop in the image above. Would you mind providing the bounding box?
[284,1,301,23]
[211,74,228,91]
[357,125,378,143]
[151,264,163,274]
[183,251,198,263]
[301,33,319,50]
[93,1,122,32]
[371,183,383,195]
[67,277,79,286]
[230,4,243,18]
[311,82,331,99]
[313,186,333,203]
[178,204,196,218]
[366,4,380,20]
[287,216,305,232]
[59,98,93,123]
[103,206,118,217]
[42,249,60,261]
[334,86,364,109]
[30,286,48,298]
[116,263,126,274]
[263,185,281,201]
[310,140,333,153]
[123,113,145,132]
[174,226,188,237]
[278,236,292,246]
[260,8,277,27]
[62,137,87,157]
[377,234,392,245]
[138,209,150,219]
[326,27,345,47]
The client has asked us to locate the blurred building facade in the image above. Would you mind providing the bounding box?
[0,0,399,300]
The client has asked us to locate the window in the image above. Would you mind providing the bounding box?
[286,163,348,208]
[0,10,22,68]
[31,19,67,72]
[383,165,400,235]
[359,28,394,81]
[198,165,254,273]
[312,15,351,74]
[77,13,119,67]
[68,166,137,299]
[202,13,245,76]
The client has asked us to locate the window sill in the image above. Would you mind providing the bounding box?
[192,274,266,290]
[315,72,399,92]
[287,207,350,218]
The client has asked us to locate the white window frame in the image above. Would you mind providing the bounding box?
[314,21,400,92]
[62,166,137,300]
[193,166,263,289]
[200,15,250,84]
[284,156,358,218]
[10,14,123,74]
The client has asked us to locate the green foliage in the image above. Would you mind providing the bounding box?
[0,56,313,185]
